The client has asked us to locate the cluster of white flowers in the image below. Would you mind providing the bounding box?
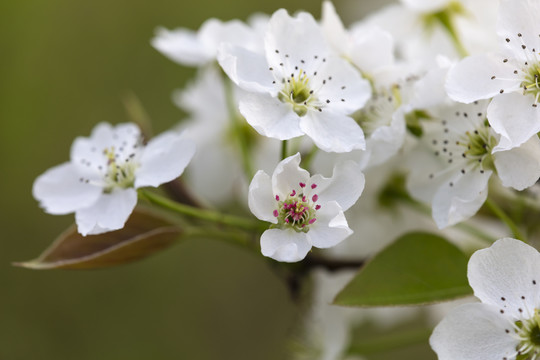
[30,0,540,358]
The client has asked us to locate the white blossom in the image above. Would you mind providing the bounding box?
[33,122,195,235]
[431,238,540,360]
[152,16,264,67]
[248,153,364,262]
[407,65,540,228]
[446,0,540,151]
[218,9,371,153]
[321,1,406,167]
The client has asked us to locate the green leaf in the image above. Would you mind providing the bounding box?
[334,232,472,307]
[14,208,182,270]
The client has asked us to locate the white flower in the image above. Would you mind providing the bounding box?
[151,16,264,67]
[360,0,497,63]
[248,153,364,262]
[218,9,371,153]
[430,238,540,360]
[446,0,540,151]
[33,122,195,235]
[173,66,280,206]
[406,66,540,228]
[321,1,406,167]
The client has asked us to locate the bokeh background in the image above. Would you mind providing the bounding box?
[0,0,439,359]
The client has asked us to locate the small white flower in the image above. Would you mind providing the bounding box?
[446,0,540,151]
[173,66,280,206]
[151,17,264,67]
[218,9,371,153]
[407,66,540,228]
[430,238,540,360]
[248,153,364,262]
[321,1,407,167]
[33,122,195,235]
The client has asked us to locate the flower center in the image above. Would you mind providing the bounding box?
[277,69,319,116]
[103,147,138,192]
[521,63,540,105]
[456,121,496,172]
[272,182,320,232]
[354,87,399,136]
[515,309,540,359]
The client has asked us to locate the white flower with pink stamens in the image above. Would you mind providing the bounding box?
[248,153,365,262]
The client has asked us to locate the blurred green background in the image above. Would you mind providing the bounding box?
[0,0,429,359]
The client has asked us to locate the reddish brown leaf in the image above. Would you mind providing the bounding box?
[14,208,182,270]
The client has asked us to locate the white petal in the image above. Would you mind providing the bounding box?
[321,1,349,55]
[400,0,449,12]
[260,228,311,262]
[32,163,102,215]
[199,18,259,55]
[430,303,518,360]
[488,92,540,151]
[217,43,275,94]
[406,142,455,205]
[432,170,492,228]
[265,9,329,76]
[135,131,195,188]
[301,110,365,153]
[349,27,394,75]
[446,54,520,103]
[469,238,540,317]
[309,161,365,211]
[315,56,372,115]
[497,0,540,56]
[70,122,141,177]
[364,108,406,167]
[308,201,353,249]
[173,66,227,127]
[75,188,138,236]
[248,170,277,223]
[494,135,540,190]
[238,92,303,140]
[151,27,211,66]
[272,153,310,200]
[410,66,449,109]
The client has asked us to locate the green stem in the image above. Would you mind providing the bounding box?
[485,198,526,242]
[301,145,319,171]
[139,189,265,233]
[281,139,288,160]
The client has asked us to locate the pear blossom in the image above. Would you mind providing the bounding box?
[360,0,497,63]
[446,0,540,151]
[248,153,364,262]
[151,16,264,67]
[406,65,540,228]
[173,66,280,206]
[430,238,540,360]
[218,9,371,153]
[321,1,406,167]
[33,122,195,236]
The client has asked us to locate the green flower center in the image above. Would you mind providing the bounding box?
[103,147,138,193]
[521,63,540,104]
[515,309,540,359]
[277,69,318,117]
[457,121,496,172]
